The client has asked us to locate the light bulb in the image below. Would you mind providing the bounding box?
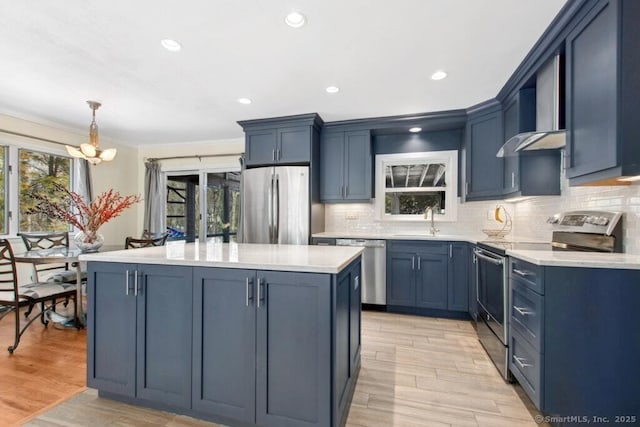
[80,143,96,157]
[99,148,117,162]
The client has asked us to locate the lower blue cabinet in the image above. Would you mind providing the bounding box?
[87,262,193,408]
[88,261,361,427]
[386,241,470,314]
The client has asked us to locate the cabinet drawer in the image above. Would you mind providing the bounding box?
[510,280,544,352]
[510,258,543,294]
[510,329,543,409]
[311,237,336,246]
[388,240,448,255]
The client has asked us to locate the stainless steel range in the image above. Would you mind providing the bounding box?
[474,210,623,380]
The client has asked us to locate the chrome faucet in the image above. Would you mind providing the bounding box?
[424,206,440,236]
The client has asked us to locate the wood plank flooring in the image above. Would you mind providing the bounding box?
[16,311,539,427]
[0,304,86,427]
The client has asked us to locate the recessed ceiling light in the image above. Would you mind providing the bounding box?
[431,70,448,80]
[160,39,182,52]
[237,98,252,105]
[285,12,306,28]
[409,127,422,133]
[326,86,340,94]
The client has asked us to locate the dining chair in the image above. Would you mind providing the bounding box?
[19,232,71,282]
[125,234,169,249]
[0,239,77,353]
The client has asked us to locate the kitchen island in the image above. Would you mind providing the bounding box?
[81,242,363,427]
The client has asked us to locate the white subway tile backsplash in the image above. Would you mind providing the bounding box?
[325,176,640,254]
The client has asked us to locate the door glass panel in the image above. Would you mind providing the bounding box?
[166,175,199,242]
[206,172,240,243]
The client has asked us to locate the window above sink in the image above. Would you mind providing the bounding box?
[374,151,458,222]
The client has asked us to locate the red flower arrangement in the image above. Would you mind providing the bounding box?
[27,183,141,245]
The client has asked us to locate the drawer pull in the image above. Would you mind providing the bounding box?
[514,306,534,316]
[513,355,532,369]
[513,268,533,278]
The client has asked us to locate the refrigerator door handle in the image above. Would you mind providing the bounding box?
[268,174,274,243]
[274,174,280,242]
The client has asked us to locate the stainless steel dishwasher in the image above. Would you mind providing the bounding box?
[335,239,386,305]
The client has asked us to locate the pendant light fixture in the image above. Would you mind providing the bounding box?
[66,101,117,165]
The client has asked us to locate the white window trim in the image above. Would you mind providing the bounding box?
[375,150,458,222]
[1,141,75,237]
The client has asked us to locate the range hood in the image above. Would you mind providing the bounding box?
[497,54,565,157]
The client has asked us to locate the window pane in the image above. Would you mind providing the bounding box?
[205,172,240,243]
[385,191,446,215]
[19,149,71,232]
[166,175,199,241]
[385,163,446,188]
[0,147,5,234]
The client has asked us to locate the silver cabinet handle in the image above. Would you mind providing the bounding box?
[277,149,281,160]
[257,278,265,308]
[245,278,251,306]
[512,172,515,188]
[355,276,359,290]
[474,250,504,265]
[412,255,415,270]
[513,268,532,277]
[272,149,276,161]
[134,270,139,296]
[514,306,534,316]
[449,244,452,258]
[418,256,421,270]
[513,355,532,369]
[345,186,348,197]
[125,270,129,295]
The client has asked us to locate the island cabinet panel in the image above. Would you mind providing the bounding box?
[87,263,193,409]
[136,265,193,408]
[256,271,331,427]
[192,268,256,422]
[87,262,137,397]
[349,261,362,376]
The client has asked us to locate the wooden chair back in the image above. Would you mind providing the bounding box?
[125,235,169,250]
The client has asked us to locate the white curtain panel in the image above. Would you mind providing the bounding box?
[73,159,93,203]
[143,161,166,235]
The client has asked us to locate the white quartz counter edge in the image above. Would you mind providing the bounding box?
[507,249,640,270]
[79,243,364,274]
[312,231,483,243]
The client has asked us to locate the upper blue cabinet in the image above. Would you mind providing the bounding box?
[502,88,561,198]
[238,114,323,167]
[320,130,372,202]
[565,0,640,185]
[464,101,504,201]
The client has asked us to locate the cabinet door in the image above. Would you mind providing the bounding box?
[465,108,504,200]
[192,268,256,422]
[448,243,470,312]
[136,265,193,408]
[566,0,618,179]
[320,132,345,201]
[386,251,416,307]
[277,126,311,164]
[245,129,277,166]
[256,271,331,427]
[502,97,520,194]
[87,262,137,397]
[344,130,372,201]
[350,261,361,375]
[415,252,448,310]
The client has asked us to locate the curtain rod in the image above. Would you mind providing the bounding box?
[0,128,76,148]
[146,153,244,162]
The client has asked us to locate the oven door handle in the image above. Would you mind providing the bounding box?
[473,250,504,266]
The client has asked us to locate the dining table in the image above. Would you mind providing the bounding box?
[13,245,122,327]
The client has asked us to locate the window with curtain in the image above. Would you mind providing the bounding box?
[19,149,72,232]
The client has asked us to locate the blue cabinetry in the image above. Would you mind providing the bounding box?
[239,114,323,167]
[320,130,372,202]
[387,241,470,315]
[87,262,193,408]
[508,257,640,421]
[464,102,504,201]
[88,260,360,427]
[565,0,640,184]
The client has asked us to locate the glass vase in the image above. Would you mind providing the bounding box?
[74,230,104,253]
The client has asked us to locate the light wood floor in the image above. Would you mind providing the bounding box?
[13,311,538,427]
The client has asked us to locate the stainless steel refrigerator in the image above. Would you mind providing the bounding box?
[240,166,321,244]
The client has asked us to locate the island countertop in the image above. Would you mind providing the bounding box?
[79,241,364,274]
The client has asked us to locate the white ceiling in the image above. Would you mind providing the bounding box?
[0,0,567,146]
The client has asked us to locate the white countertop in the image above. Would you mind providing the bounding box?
[312,231,482,243]
[507,249,640,270]
[79,242,363,274]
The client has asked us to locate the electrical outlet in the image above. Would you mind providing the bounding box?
[345,212,358,220]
